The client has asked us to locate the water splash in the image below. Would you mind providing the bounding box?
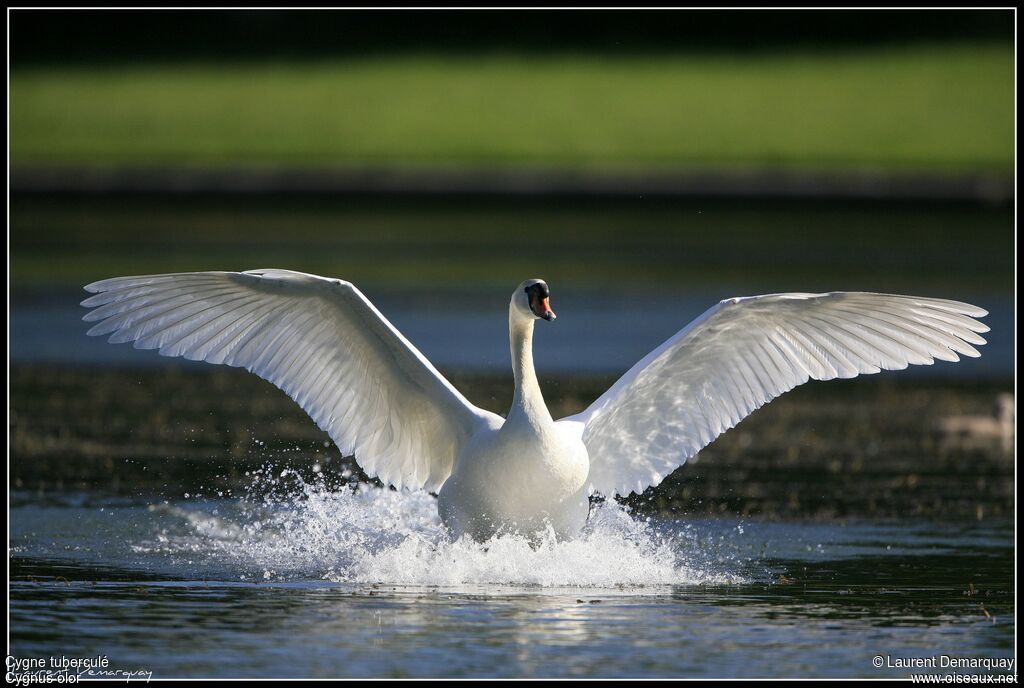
[141,467,747,587]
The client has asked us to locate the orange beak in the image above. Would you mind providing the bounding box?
[533,295,556,321]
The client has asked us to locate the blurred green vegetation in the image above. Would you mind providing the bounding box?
[9,44,1013,171]
[10,196,1012,294]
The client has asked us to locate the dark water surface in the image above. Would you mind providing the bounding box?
[10,194,1014,377]
[8,489,1015,679]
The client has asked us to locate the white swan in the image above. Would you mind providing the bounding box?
[82,271,988,540]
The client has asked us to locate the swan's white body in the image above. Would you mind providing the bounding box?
[82,270,989,540]
[438,295,591,539]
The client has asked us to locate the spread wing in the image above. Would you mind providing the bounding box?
[559,292,988,497]
[82,269,499,491]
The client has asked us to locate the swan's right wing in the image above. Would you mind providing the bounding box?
[82,270,500,492]
[561,292,988,497]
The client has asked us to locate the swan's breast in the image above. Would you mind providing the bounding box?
[447,421,588,508]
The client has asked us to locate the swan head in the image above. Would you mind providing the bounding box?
[512,279,557,323]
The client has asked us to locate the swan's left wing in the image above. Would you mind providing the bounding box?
[82,270,500,492]
[559,292,988,497]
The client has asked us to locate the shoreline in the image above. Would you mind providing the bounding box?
[11,364,1014,520]
[10,165,1013,205]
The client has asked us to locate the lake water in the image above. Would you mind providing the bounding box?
[10,193,1016,378]
[8,479,1015,679]
[9,195,1016,678]
[9,285,1014,378]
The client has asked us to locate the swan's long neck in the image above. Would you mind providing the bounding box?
[509,313,551,425]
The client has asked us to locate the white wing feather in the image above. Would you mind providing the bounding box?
[560,292,988,497]
[82,270,499,492]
